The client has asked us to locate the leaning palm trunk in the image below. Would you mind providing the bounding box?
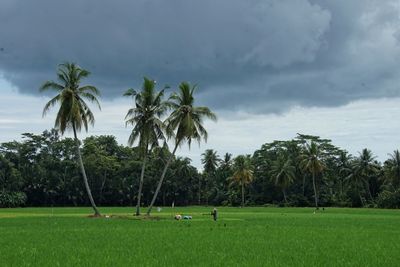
[136,155,147,216]
[73,125,101,216]
[312,172,318,209]
[147,144,179,215]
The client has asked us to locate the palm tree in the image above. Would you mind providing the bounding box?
[201,149,219,173]
[146,82,217,215]
[350,149,379,204]
[201,149,220,205]
[300,141,325,209]
[229,155,253,208]
[40,62,101,216]
[270,154,295,203]
[124,77,168,216]
[384,150,400,189]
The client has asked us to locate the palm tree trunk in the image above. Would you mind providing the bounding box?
[312,172,318,209]
[282,189,288,204]
[100,170,107,204]
[198,175,201,205]
[135,154,147,216]
[241,182,245,208]
[358,188,365,207]
[147,144,179,215]
[365,181,374,203]
[72,124,100,216]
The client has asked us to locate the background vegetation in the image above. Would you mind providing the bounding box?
[1,130,399,209]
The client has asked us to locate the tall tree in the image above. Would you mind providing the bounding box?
[229,155,253,208]
[201,149,220,205]
[270,155,295,203]
[384,150,400,189]
[40,62,102,216]
[350,149,379,204]
[147,82,217,215]
[124,77,168,215]
[300,141,325,209]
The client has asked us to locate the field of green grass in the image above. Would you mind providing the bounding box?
[0,207,399,266]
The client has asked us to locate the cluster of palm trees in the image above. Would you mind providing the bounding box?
[40,62,216,216]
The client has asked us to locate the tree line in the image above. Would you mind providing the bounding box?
[1,130,400,210]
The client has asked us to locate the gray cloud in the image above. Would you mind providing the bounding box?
[1,0,400,113]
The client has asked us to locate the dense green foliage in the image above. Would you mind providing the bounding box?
[0,191,26,208]
[1,130,400,208]
[0,207,399,266]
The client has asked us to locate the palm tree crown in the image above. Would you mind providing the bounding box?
[40,62,101,134]
[124,77,168,153]
[385,150,400,187]
[166,82,217,147]
[201,149,220,174]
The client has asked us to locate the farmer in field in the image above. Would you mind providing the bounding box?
[211,208,218,221]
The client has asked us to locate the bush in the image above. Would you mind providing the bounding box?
[0,191,27,208]
[377,190,400,209]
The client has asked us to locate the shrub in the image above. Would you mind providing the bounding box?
[377,190,400,209]
[0,191,27,208]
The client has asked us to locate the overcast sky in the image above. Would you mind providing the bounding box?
[1,0,400,168]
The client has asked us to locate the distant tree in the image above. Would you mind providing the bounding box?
[40,62,102,216]
[147,82,216,215]
[349,149,379,204]
[270,154,295,203]
[229,155,253,207]
[124,77,168,215]
[201,149,220,205]
[384,150,400,189]
[300,141,325,209]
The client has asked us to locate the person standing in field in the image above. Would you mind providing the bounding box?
[211,208,218,221]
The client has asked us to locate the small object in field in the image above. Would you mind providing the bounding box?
[183,215,192,220]
[105,215,110,218]
[211,208,218,221]
[174,214,182,220]
[157,207,162,212]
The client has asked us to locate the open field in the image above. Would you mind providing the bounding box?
[0,207,400,266]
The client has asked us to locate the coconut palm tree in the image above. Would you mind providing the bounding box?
[40,62,101,216]
[229,155,253,208]
[384,150,400,189]
[201,149,220,205]
[146,82,217,215]
[270,154,295,203]
[201,149,220,174]
[300,141,325,209]
[350,149,379,204]
[338,151,352,200]
[124,77,168,216]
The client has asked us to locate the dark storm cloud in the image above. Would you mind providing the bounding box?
[1,0,400,112]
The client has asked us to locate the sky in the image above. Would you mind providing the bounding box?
[1,0,400,169]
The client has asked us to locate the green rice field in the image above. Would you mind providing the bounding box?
[0,207,399,266]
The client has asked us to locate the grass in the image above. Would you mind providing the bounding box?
[0,207,399,266]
